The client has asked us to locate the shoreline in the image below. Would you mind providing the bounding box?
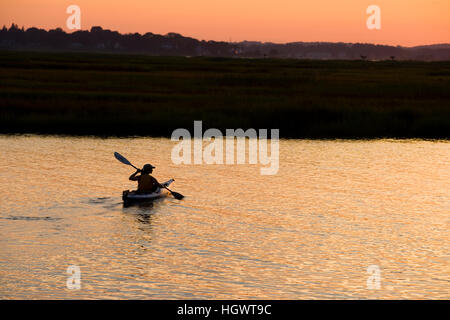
[1,132,448,142]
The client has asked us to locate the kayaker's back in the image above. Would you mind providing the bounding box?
[138,174,158,193]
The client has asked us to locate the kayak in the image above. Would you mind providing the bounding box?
[122,179,174,205]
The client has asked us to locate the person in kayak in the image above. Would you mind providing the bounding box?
[129,164,162,194]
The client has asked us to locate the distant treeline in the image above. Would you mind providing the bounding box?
[1,24,450,60]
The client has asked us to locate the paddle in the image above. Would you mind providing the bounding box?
[114,152,184,200]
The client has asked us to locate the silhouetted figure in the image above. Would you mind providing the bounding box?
[129,164,162,194]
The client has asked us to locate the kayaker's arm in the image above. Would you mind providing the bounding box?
[152,176,163,188]
[129,169,141,181]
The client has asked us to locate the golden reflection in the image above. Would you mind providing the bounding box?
[0,136,448,299]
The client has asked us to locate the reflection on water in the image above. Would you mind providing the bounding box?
[0,135,448,299]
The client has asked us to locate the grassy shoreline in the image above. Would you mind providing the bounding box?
[1,51,449,139]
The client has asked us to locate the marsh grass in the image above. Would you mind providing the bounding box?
[0,51,449,138]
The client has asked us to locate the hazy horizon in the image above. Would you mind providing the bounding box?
[1,0,449,47]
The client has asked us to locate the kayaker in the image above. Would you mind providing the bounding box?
[129,164,162,194]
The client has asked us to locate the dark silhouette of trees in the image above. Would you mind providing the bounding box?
[0,24,449,60]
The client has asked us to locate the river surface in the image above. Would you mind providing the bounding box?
[0,135,448,299]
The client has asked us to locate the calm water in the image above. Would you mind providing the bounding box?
[0,135,448,299]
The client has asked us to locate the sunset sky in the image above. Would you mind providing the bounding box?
[1,0,449,46]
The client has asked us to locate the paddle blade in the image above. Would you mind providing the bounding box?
[171,191,184,200]
[114,152,132,166]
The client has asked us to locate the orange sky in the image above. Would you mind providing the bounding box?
[1,0,449,46]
